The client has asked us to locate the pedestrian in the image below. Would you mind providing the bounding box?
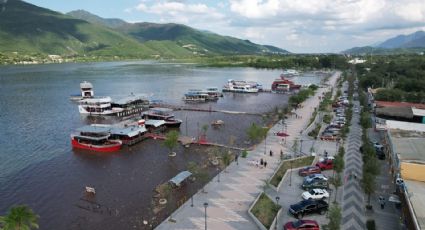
[280,149,283,160]
[269,150,273,157]
[235,153,239,165]
[379,196,385,209]
[264,160,267,168]
[260,158,264,166]
[256,160,259,167]
[324,150,328,158]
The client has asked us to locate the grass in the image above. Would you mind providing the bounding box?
[308,123,322,139]
[251,193,280,229]
[270,156,315,187]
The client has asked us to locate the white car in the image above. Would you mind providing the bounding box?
[371,141,384,150]
[302,189,330,200]
[303,173,328,183]
[354,108,359,113]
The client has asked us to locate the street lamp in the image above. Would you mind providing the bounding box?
[300,139,303,154]
[203,202,208,230]
[275,196,280,230]
[289,159,293,186]
[217,168,220,182]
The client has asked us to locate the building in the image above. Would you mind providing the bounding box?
[384,128,425,229]
[375,101,425,124]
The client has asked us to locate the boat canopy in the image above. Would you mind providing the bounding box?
[113,94,149,105]
[144,119,166,127]
[150,108,173,114]
[76,124,147,138]
[169,171,192,187]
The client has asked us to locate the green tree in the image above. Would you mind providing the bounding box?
[163,130,179,156]
[0,205,39,230]
[330,174,343,203]
[197,169,210,193]
[361,172,376,206]
[221,151,232,171]
[246,123,262,143]
[327,204,342,230]
[291,138,299,155]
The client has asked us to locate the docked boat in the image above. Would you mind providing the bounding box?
[111,94,150,117]
[70,81,94,101]
[142,108,182,128]
[71,130,122,152]
[183,90,209,102]
[78,96,121,116]
[205,87,223,98]
[281,69,301,78]
[271,76,302,93]
[222,79,260,93]
[211,120,224,126]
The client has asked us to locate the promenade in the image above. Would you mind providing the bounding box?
[155,72,339,230]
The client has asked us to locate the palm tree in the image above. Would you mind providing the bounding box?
[0,205,39,230]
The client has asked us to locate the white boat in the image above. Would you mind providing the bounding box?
[78,96,122,116]
[205,87,223,98]
[70,81,95,101]
[183,90,209,102]
[222,79,259,93]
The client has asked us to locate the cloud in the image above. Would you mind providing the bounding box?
[128,0,425,53]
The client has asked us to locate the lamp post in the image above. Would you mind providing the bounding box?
[203,202,208,230]
[300,139,303,154]
[217,168,220,182]
[275,196,280,230]
[289,159,293,186]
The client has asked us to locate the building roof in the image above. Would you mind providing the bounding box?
[412,108,425,117]
[404,180,425,229]
[376,107,413,119]
[389,129,425,163]
[144,119,166,127]
[375,101,425,110]
[76,124,147,137]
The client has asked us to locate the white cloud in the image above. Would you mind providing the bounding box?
[128,0,425,53]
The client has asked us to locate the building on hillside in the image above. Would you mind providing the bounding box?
[383,128,425,230]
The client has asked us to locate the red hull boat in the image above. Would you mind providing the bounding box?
[71,135,122,152]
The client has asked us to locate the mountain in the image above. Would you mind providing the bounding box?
[67,10,127,29]
[67,10,289,55]
[378,31,425,49]
[342,31,425,54]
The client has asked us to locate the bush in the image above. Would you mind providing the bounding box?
[323,114,332,124]
[270,156,315,187]
[366,219,376,230]
[242,150,248,158]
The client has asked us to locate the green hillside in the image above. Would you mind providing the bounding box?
[67,10,289,55]
[0,0,191,58]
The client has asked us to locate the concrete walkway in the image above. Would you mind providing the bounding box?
[341,100,366,230]
[155,72,340,230]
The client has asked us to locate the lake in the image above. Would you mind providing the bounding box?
[0,61,322,229]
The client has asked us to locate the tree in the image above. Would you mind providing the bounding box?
[221,151,232,172]
[246,123,262,144]
[291,138,299,156]
[187,161,199,174]
[197,169,210,193]
[333,154,345,175]
[163,130,179,156]
[330,174,343,203]
[327,204,342,230]
[0,205,39,230]
[362,172,376,206]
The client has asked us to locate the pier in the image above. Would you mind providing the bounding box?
[150,104,262,116]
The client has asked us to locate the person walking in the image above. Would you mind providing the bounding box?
[264,160,268,168]
[235,153,239,165]
[269,150,273,157]
[260,158,264,166]
[280,149,283,160]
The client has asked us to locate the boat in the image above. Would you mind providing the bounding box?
[222,79,260,93]
[281,69,301,78]
[211,120,224,126]
[271,76,302,93]
[111,93,150,117]
[205,87,223,98]
[142,108,182,128]
[78,96,121,116]
[71,129,122,152]
[183,90,209,102]
[70,81,94,101]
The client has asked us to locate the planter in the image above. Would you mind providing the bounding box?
[159,198,167,205]
[168,152,177,157]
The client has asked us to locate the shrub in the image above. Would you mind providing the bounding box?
[241,150,248,158]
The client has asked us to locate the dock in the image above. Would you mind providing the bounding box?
[150,104,261,116]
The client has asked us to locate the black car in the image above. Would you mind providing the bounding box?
[301,179,329,190]
[289,199,329,218]
[376,149,385,160]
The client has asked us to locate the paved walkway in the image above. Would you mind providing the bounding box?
[341,100,366,230]
[155,72,340,230]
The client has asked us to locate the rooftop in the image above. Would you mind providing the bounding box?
[404,180,425,229]
[389,129,425,163]
[375,101,425,110]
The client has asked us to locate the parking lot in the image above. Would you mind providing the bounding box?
[275,164,336,229]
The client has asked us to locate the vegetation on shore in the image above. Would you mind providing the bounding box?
[0,205,39,230]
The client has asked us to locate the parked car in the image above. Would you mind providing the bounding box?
[319,156,335,162]
[320,134,340,141]
[304,173,328,183]
[354,108,359,113]
[316,159,334,170]
[376,149,385,160]
[302,188,330,200]
[298,166,321,177]
[371,141,384,150]
[302,179,329,190]
[289,199,329,219]
[283,219,320,230]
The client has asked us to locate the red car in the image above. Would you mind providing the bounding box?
[298,166,321,177]
[320,134,340,141]
[316,159,333,170]
[284,219,320,230]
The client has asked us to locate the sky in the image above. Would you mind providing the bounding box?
[26,0,425,53]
